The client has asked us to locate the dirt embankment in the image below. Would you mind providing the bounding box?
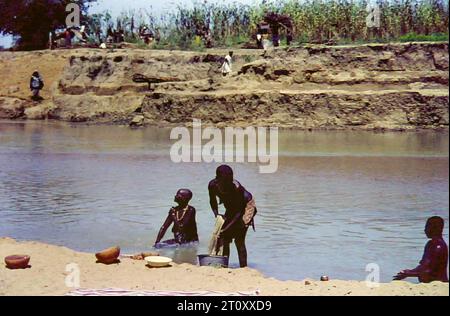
[0,42,448,130]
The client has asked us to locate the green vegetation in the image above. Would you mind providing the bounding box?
[2,0,448,51]
[398,32,449,42]
[93,0,448,50]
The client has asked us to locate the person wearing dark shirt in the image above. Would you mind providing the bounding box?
[154,189,199,247]
[394,216,448,283]
[30,71,44,101]
[208,165,254,267]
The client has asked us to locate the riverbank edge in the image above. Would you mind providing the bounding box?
[0,238,448,296]
[1,118,449,132]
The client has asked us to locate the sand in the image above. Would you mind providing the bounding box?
[0,238,448,296]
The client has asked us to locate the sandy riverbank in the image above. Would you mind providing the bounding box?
[0,238,448,296]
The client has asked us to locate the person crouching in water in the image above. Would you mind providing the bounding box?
[154,189,199,247]
[208,165,256,267]
[30,71,44,101]
[394,216,448,283]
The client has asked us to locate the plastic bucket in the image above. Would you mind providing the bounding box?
[198,255,229,268]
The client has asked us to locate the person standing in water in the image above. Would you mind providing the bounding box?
[220,51,233,77]
[208,165,256,267]
[393,216,448,283]
[30,71,44,101]
[154,189,199,247]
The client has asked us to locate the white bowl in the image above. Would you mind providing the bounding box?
[145,256,172,267]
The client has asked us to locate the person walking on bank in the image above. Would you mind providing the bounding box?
[220,51,233,77]
[30,71,44,101]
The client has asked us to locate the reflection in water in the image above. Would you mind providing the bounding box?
[0,121,448,282]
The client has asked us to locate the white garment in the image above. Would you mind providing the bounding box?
[221,55,232,75]
[262,39,271,50]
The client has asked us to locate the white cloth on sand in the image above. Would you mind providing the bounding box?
[66,288,260,296]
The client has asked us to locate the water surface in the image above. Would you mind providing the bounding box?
[0,121,448,282]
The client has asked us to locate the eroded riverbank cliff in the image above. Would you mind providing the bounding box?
[0,42,448,130]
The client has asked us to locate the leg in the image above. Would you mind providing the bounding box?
[221,237,232,258]
[32,89,39,101]
[234,228,248,268]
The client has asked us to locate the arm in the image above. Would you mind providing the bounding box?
[221,211,242,233]
[208,182,219,217]
[394,268,424,280]
[154,211,174,245]
[393,241,435,280]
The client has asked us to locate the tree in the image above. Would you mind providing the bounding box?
[0,0,96,50]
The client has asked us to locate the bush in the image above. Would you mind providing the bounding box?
[398,32,449,42]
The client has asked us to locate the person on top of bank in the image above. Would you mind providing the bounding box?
[220,51,233,77]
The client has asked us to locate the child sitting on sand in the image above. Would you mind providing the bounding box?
[154,189,199,247]
[393,216,448,283]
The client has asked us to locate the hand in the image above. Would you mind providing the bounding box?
[220,227,228,236]
[393,270,410,281]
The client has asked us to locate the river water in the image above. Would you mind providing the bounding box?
[0,121,448,282]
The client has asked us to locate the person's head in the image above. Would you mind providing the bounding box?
[32,71,39,77]
[228,51,233,57]
[216,165,234,192]
[425,216,445,238]
[174,189,193,206]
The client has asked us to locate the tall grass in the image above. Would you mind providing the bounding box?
[87,0,449,49]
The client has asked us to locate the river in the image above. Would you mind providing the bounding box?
[0,121,448,282]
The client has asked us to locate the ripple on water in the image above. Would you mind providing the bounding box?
[0,123,448,282]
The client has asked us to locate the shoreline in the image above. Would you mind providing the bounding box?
[0,119,448,132]
[0,238,448,296]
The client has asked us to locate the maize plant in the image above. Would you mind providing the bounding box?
[87,0,449,49]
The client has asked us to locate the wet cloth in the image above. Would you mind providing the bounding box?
[208,215,225,256]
